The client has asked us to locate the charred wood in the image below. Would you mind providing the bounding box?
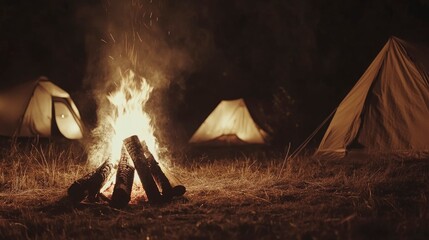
[68,159,113,203]
[110,146,135,208]
[141,142,186,200]
[124,135,162,204]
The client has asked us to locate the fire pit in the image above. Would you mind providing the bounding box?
[67,70,186,208]
[68,135,186,208]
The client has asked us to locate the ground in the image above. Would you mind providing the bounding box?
[0,141,428,239]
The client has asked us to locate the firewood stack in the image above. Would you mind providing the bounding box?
[68,135,186,208]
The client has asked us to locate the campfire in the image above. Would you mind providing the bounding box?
[67,70,185,208]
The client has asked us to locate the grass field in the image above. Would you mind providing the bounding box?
[0,140,428,239]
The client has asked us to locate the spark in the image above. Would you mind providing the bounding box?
[110,33,116,43]
[137,32,143,42]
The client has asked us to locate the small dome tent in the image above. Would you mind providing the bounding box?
[189,98,268,145]
[0,77,84,139]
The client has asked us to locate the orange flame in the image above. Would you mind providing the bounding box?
[106,69,159,163]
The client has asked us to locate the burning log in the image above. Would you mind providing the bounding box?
[110,146,135,208]
[124,135,163,204]
[141,142,186,200]
[68,159,113,203]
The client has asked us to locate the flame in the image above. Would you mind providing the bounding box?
[106,69,159,163]
[89,69,163,200]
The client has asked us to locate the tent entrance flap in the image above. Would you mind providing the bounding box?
[52,97,84,139]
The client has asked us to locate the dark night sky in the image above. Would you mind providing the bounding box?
[1,0,429,147]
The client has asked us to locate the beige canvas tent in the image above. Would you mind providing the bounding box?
[316,36,429,158]
[189,98,268,145]
[0,77,84,139]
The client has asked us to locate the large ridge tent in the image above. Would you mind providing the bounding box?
[0,77,84,139]
[316,36,429,158]
[189,98,268,145]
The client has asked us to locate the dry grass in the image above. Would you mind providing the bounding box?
[0,141,86,192]
[1,141,429,239]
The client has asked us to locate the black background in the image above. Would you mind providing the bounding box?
[1,0,428,148]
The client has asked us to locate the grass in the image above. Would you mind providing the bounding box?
[0,140,87,193]
[0,141,429,239]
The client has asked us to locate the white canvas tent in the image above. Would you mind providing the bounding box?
[316,36,429,158]
[0,77,84,139]
[189,98,268,145]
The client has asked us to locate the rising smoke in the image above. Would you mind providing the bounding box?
[77,0,216,163]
